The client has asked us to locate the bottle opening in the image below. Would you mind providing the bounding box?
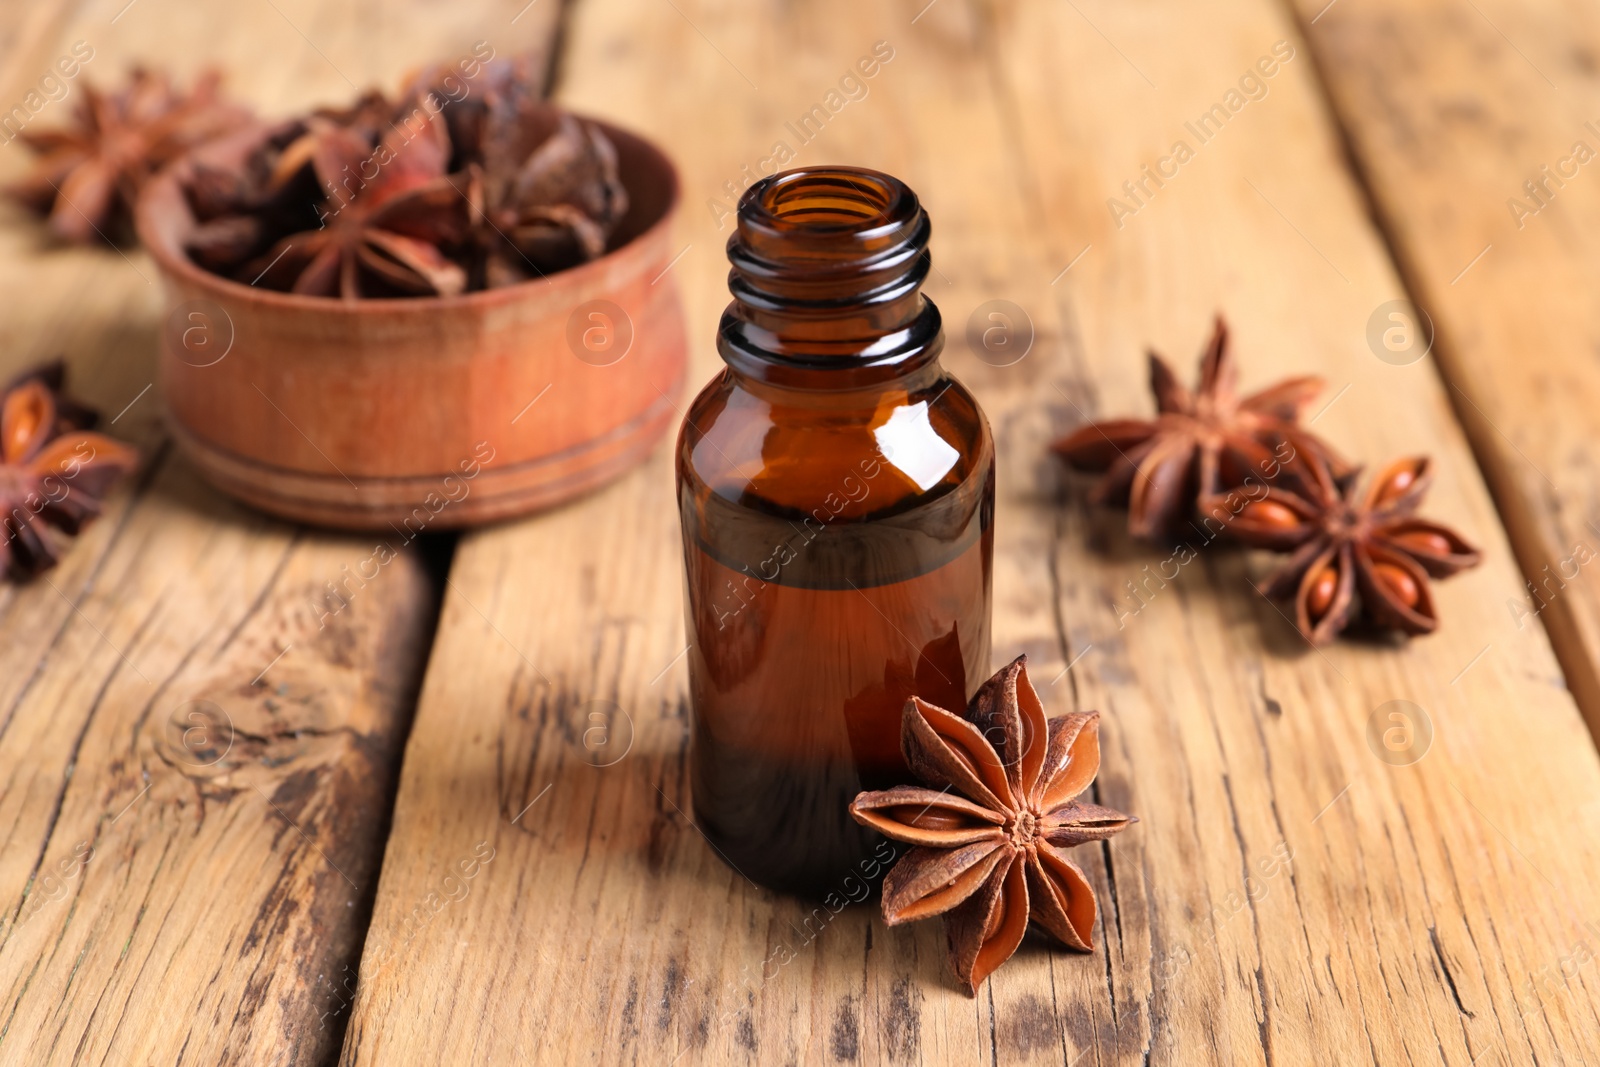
[759,169,900,230]
[737,167,919,255]
[723,165,941,386]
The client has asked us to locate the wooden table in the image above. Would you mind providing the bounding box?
[4,0,1600,1063]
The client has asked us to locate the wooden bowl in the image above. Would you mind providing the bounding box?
[136,116,686,531]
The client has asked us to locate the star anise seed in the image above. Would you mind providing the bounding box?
[1052,316,1353,540]
[849,655,1134,995]
[0,363,138,578]
[1220,452,1481,644]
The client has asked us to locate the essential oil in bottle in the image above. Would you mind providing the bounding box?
[675,166,994,897]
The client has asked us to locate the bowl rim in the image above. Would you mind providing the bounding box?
[135,110,682,316]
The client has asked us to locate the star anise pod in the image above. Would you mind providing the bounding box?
[849,656,1133,995]
[451,61,628,286]
[183,93,398,274]
[402,58,529,165]
[242,105,471,299]
[8,68,248,244]
[1,363,138,577]
[1052,316,1353,540]
[1222,452,1481,644]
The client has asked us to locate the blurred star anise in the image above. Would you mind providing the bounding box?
[1225,452,1480,645]
[8,68,247,244]
[184,92,398,273]
[1,363,138,577]
[849,656,1133,994]
[1052,316,1352,540]
[242,107,471,299]
[177,57,628,296]
[447,59,628,286]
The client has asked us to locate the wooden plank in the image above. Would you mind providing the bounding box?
[1284,0,1600,736]
[346,0,1600,1063]
[0,1,82,115]
[0,0,562,1062]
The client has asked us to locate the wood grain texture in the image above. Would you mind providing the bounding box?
[0,0,84,117]
[335,0,1600,1064]
[0,0,563,1062]
[1285,0,1600,737]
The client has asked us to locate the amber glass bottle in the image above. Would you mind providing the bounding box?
[676,166,994,897]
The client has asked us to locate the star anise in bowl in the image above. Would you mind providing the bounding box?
[0,363,138,577]
[7,68,248,244]
[1222,452,1481,645]
[849,656,1134,994]
[172,58,629,297]
[182,92,399,274]
[239,106,473,299]
[1052,316,1352,540]
[411,57,628,286]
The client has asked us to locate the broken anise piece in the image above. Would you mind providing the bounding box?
[8,68,248,244]
[1223,452,1481,644]
[0,363,138,577]
[849,656,1134,995]
[183,120,314,273]
[1052,316,1352,540]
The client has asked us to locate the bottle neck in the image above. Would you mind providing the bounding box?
[716,167,944,391]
